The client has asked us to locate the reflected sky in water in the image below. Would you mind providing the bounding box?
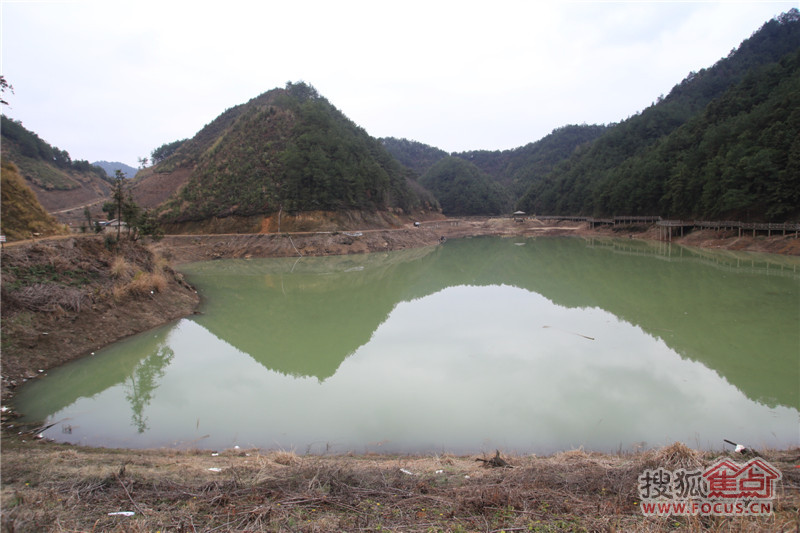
[14,237,800,454]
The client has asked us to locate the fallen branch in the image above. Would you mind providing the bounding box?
[115,473,146,516]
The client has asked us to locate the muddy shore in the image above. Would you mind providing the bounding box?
[148,217,800,265]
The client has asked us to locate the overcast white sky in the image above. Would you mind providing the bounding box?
[1,0,796,168]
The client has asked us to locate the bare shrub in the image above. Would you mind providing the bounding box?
[12,283,88,313]
[48,253,74,274]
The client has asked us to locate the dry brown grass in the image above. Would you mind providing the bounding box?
[123,248,168,297]
[649,441,705,470]
[269,449,301,466]
[111,283,128,301]
[109,256,132,280]
[1,439,798,533]
[130,270,167,295]
[112,270,168,300]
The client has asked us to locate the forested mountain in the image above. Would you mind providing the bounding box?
[518,9,800,221]
[0,115,112,214]
[139,82,437,226]
[379,138,449,177]
[465,125,609,196]
[419,157,511,216]
[382,125,607,192]
[381,125,606,214]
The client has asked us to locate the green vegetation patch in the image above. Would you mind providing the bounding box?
[3,263,98,290]
[420,156,511,215]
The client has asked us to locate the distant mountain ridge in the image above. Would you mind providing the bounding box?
[92,160,138,179]
[382,123,608,202]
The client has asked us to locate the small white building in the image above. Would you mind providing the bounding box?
[101,219,127,232]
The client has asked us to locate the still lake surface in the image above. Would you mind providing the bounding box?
[14,237,800,454]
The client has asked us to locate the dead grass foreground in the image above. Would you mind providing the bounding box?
[1,439,798,532]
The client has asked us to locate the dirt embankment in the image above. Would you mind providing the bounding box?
[0,237,200,402]
[150,226,455,264]
[151,217,800,265]
[147,217,614,265]
[587,222,800,256]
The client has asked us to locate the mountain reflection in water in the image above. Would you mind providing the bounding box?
[14,237,800,453]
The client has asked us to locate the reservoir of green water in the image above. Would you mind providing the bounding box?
[14,237,800,454]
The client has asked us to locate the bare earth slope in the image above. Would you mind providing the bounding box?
[0,237,199,401]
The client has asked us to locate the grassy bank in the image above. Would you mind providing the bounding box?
[2,438,798,532]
